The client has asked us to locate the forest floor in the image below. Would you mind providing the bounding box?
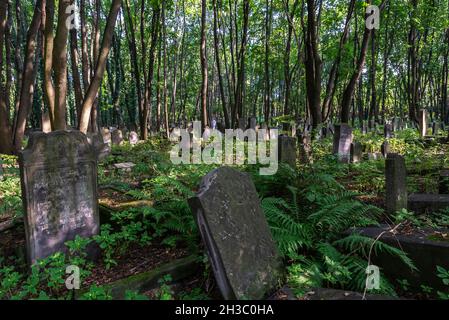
[2,128,449,300]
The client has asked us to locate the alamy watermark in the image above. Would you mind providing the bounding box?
[366,265,380,290]
[169,121,279,176]
[366,5,380,30]
[65,265,80,290]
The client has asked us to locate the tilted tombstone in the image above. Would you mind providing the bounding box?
[385,153,407,215]
[333,124,353,163]
[111,129,124,146]
[129,131,139,145]
[350,142,363,163]
[19,131,100,264]
[418,110,428,137]
[381,141,390,158]
[278,135,297,168]
[188,167,283,300]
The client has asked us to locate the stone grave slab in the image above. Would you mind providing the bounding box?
[408,194,449,214]
[19,131,100,264]
[188,167,283,300]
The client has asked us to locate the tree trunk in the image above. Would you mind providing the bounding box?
[78,0,122,133]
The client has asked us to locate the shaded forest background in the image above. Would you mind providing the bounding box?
[0,0,448,155]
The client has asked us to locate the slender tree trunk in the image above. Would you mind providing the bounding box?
[142,7,160,140]
[78,0,122,133]
[13,0,43,151]
[52,0,70,130]
[200,0,208,129]
[42,0,55,128]
[0,0,13,154]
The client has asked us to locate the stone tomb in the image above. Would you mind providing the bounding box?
[188,167,283,300]
[332,124,353,163]
[19,131,100,264]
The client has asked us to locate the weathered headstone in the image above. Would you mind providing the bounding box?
[385,153,407,215]
[408,194,449,214]
[129,131,139,145]
[111,129,124,146]
[367,152,383,161]
[418,109,427,137]
[238,118,247,131]
[278,135,297,168]
[333,124,353,163]
[248,117,257,130]
[19,131,100,264]
[100,128,112,147]
[381,141,390,158]
[188,167,283,300]
[384,124,393,138]
[350,142,362,163]
[86,132,111,161]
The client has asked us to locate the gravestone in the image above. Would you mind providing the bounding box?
[367,152,383,161]
[384,124,393,138]
[408,194,449,214]
[418,110,427,137]
[333,124,353,163]
[111,129,124,146]
[238,118,247,131]
[278,135,297,168]
[129,131,139,145]
[350,142,362,163]
[86,132,111,161]
[19,131,100,264]
[248,117,257,130]
[385,153,407,215]
[188,167,283,300]
[100,128,112,147]
[381,141,390,158]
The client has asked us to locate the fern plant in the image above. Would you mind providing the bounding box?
[260,172,415,296]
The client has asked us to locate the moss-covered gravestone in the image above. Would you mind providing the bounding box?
[189,167,283,300]
[19,131,100,265]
